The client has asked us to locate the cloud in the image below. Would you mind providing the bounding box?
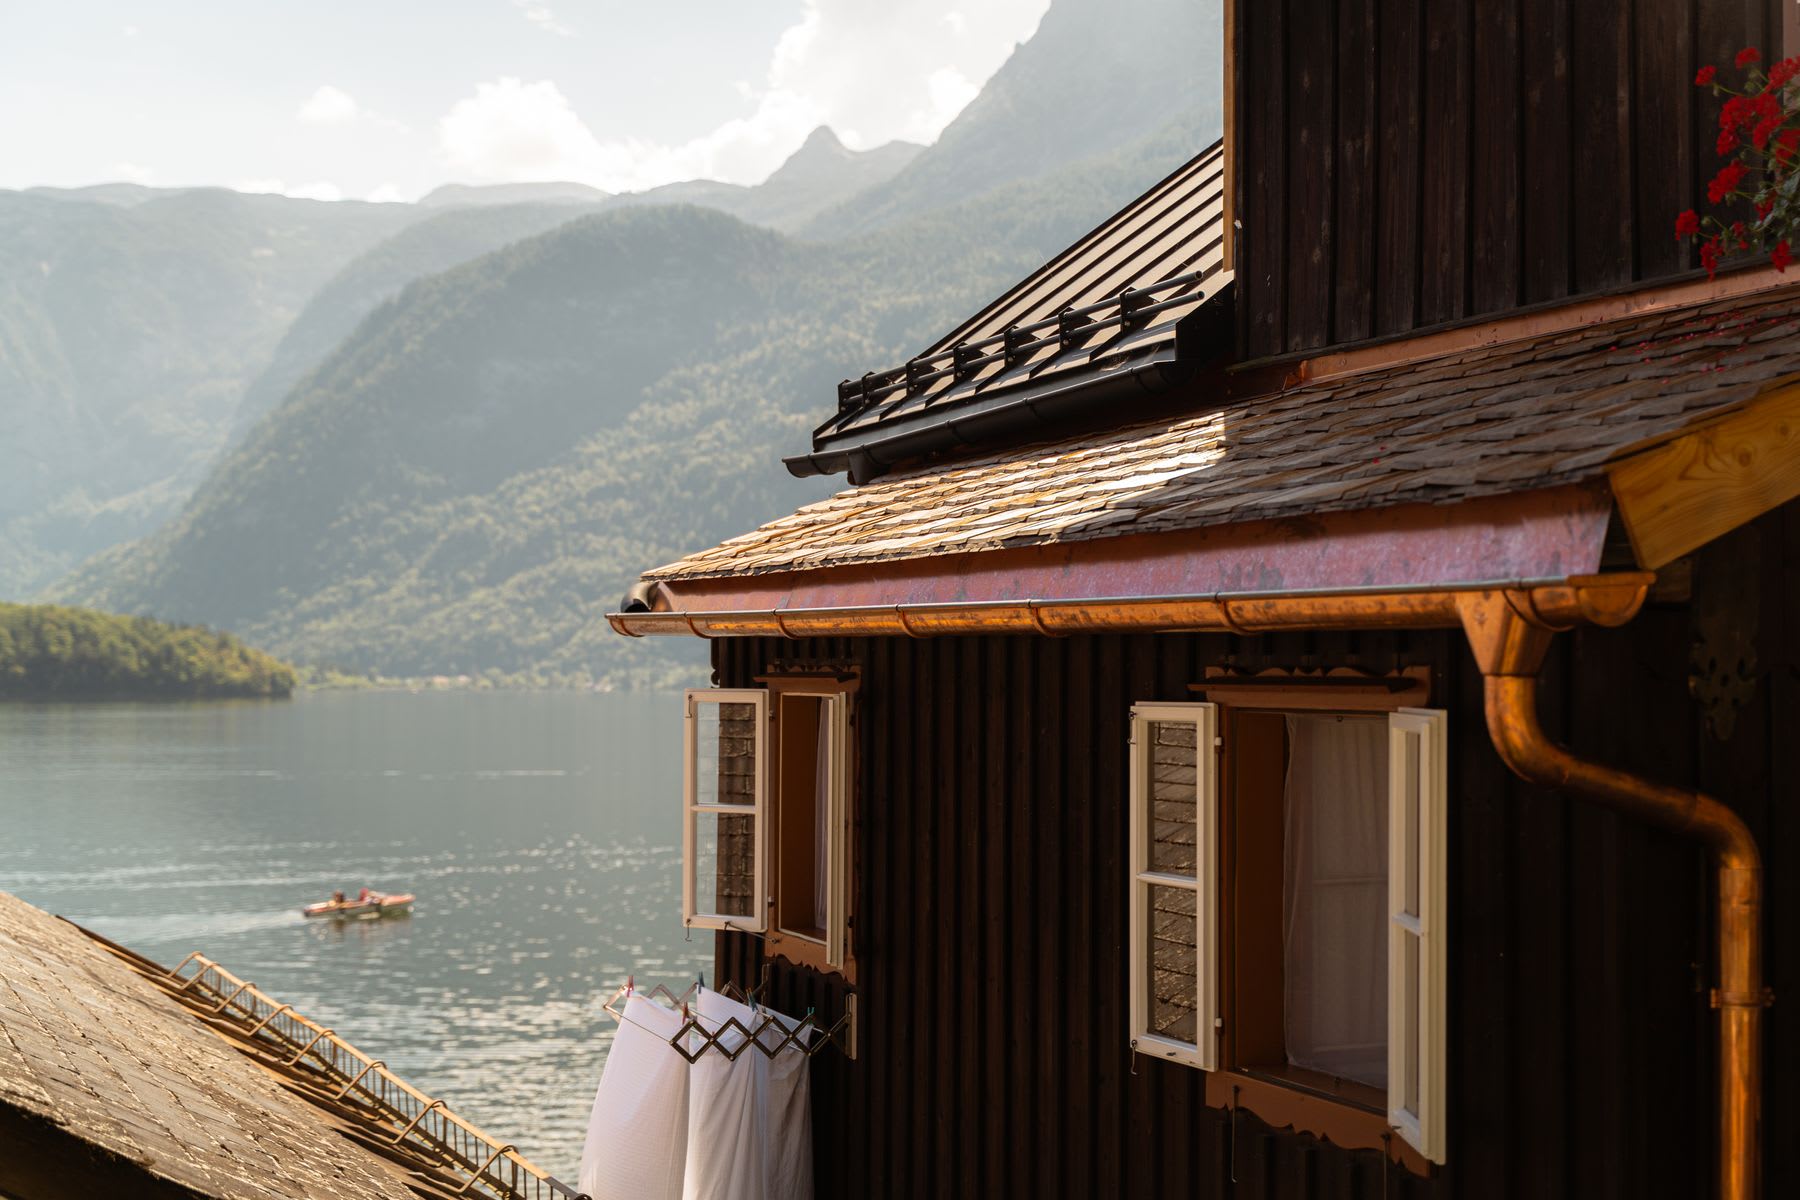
[113,162,154,185]
[366,183,409,203]
[437,0,1047,193]
[297,85,410,133]
[512,0,573,37]
[231,178,344,202]
[298,85,358,124]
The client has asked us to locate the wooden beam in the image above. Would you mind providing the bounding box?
[1608,381,1800,568]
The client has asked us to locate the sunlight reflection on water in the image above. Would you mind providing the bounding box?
[0,690,708,1178]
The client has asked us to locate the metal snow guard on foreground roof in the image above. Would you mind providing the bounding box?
[789,140,1230,482]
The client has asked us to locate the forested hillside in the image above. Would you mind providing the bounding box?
[0,603,294,700]
[59,114,1215,685]
[0,190,421,595]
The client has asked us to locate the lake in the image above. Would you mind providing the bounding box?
[0,689,707,1180]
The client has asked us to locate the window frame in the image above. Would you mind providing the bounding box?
[1127,701,1220,1071]
[1388,706,1448,1165]
[761,675,857,979]
[682,688,769,933]
[1146,672,1444,1175]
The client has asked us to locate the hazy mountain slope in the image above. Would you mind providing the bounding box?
[231,201,603,440]
[803,0,1222,238]
[58,115,1211,683]
[0,189,421,595]
[418,182,611,208]
[603,127,922,232]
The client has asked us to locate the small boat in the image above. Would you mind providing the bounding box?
[302,889,415,920]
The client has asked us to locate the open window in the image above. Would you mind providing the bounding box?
[681,682,854,974]
[1127,703,1220,1070]
[683,689,768,932]
[1126,680,1448,1169]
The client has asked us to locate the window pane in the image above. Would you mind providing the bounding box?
[776,694,826,938]
[695,811,757,919]
[1400,729,1421,917]
[1148,719,1198,875]
[1398,932,1420,1113]
[1147,884,1199,1044]
[1283,714,1388,1089]
[695,701,758,808]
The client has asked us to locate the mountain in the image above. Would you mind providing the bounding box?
[0,189,422,596]
[603,127,923,233]
[230,201,605,440]
[22,183,185,207]
[418,181,611,208]
[55,112,1215,684]
[803,0,1222,239]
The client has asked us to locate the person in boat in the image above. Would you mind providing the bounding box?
[358,887,372,903]
[333,890,346,905]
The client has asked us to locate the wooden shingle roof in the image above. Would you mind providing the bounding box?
[0,890,435,1200]
[790,141,1230,480]
[649,282,1800,582]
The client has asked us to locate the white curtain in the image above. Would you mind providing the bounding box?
[1282,714,1389,1089]
[682,989,814,1200]
[579,994,690,1200]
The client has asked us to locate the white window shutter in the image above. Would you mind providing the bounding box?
[1128,702,1219,1071]
[1388,707,1447,1163]
[683,689,768,933]
[822,694,852,969]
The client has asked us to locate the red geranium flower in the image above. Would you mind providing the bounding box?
[1697,64,1718,86]
[1736,47,1761,69]
[1708,161,1748,203]
[1778,128,1800,169]
[1719,126,1742,155]
[1768,57,1800,90]
[1701,236,1725,279]
[1675,209,1702,238]
[1773,240,1793,272]
[1757,196,1777,219]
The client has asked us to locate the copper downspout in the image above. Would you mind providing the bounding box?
[1459,591,1766,1200]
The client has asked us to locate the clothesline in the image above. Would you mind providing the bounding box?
[599,978,855,1063]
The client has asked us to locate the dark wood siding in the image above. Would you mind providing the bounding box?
[1234,0,1783,358]
[709,502,1798,1198]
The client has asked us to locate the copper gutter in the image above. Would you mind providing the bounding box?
[607,575,1646,639]
[1458,590,1766,1200]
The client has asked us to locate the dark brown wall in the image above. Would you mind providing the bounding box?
[1234,0,1786,359]
[710,504,1799,1199]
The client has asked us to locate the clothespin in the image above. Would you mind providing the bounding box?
[626,974,634,995]
[697,971,705,994]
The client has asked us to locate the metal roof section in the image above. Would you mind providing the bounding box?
[788,140,1231,482]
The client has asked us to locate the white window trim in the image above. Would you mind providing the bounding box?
[683,688,768,933]
[1128,701,1219,1071]
[1388,707,1448,1164]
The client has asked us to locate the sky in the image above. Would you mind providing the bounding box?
[1,0,1050,202]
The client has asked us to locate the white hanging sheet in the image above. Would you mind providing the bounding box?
[579,993,690,1200]
[682,990,815,1200]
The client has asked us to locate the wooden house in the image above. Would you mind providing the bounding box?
[610,3,1800,1196]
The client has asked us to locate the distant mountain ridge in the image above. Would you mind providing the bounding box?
[40,0,1225,683]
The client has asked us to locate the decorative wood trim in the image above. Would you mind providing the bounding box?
[1607,381,1800,568]
[1205,1069,1432,1177]
[1192,666,1431,711]
[1228,266,1797,392]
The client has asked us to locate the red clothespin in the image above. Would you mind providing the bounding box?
[626,974,634,995]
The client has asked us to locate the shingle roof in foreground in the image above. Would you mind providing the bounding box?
[648,281,1800,581]
[0,889,431,1200]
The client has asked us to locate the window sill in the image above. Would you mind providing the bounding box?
[764,929,855,984]
[1204,1068,1431,1177]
